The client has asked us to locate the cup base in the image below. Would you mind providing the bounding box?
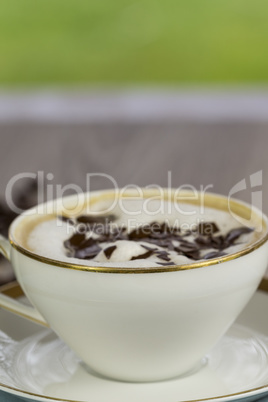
[80,357,208,384]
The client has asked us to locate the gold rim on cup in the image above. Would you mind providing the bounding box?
[8,190,268,274]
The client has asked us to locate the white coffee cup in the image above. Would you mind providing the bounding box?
[0,189,267,382]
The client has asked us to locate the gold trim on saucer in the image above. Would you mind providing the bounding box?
[0,371,268,402]
[8,190,268,274]
[0,301,49,327]
[0,280,24,298]
[259,278,268,293]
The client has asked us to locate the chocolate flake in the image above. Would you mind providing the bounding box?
[225,227,253,244]
[74,243,102,259]
[129,226,151,240]
[131,250,154,260]
[203,251,227,260]
[141,244,158,251]
[62,214,254,264]
[156,250,171,261]
[211,235,225,249]
[64,233,86,250]
[76,214,117,225]
[104,245,117,259]
[157,262,176,266]
[58,215,75,225]
[198,222,219,236]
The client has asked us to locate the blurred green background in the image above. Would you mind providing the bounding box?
[1,0,268,85]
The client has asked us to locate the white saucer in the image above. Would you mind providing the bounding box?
[1,291,268,402]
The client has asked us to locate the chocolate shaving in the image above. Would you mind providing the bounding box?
[141,244,158,251]
[211,235,225,249]
[74,243,102,259]
[129,226,151,240]
[77,214,117,225]
[176,243,198,253]
[195,236,213,247]
[157,262,176,266]
[183,251,201,260]
[104,245,117,259]
[64,233,86,250]
[198,222,219,236]
[131,250,154,260]
[58,215,75,225]
[111,226,127,240]
[203,251,227,260]
[62,214,254,264]
[224,227,253,244]
[156,250,171,261]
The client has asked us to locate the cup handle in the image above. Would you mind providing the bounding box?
[0,235,48,327]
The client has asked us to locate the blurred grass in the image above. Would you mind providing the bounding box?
[1,0,268,85]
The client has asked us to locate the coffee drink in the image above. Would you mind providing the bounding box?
[26,198,256,268]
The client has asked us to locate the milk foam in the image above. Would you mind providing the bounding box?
[26,199,256,267]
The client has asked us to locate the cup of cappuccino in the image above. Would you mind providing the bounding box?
[0,188,267,382]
